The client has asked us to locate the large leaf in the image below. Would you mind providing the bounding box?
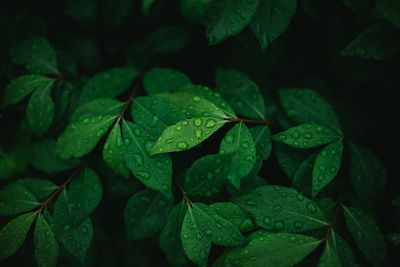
[124,189,172,240]
[150,117,227,155]
[219,122,256,188]
[250,0,297,50]
[103,122,129,177]
[272,123,340,149]
[279,88,341,132]
[181,202,244,266]
[235,185,328,232]
[34,213,59,267]
[349,143,386,205]
[122,120,172,198]
[210,202,255,232]
[2,75,55,106]
[79,67,139,104]
[143,68,190,94]
[0,183,39,216]
[216,69,266,119]
[312,139,344,197]
[205,0,259,45]
[250,125,272,160]
[225,231,321,267]
[343,206,386,266]
[26,85,55,135]
[15,178,57,200]
[0,212,37,261]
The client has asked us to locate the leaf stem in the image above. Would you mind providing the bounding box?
[174,177,192,206]
[322,198,343,241]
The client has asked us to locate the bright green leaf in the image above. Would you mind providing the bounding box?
[143,68,190,95]
[103,122,129,177]
[0,183,39,216]
[27,85,55,135]
[34,213,59,267]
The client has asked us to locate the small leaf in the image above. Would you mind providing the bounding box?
[0,212,37,261]
[27,85,55,135]
[3,75,55,106]
[377,0,400,29]
[181,202,244,266]
[124,189,172,240]
[250,0,297,50]
[205,0,259,45]
[279,88,341,132]
[349,142,386,205]
[160,202,188,267]
[312,139,344,197]
[0,183,39,216]
[343,206,386,266]
[143,68,190,95]
[250,125,272,160]
[122,120,172,198]
[34,213,59,267]
[150,117,227,155]
[275,143,310,180]
[14,178,57,200]
[210,202,255,232]
[79,67,139,104]
[220,122,256,188]
[235,185,328,232]
[103,122,129,177]
[273,123,340,149]
[225,231,321,267]
[216,69,266,119]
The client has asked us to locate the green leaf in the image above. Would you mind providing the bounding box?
[250,0,297,50]
[205,0,259,45]
[124,189,172,240]
[279,88,341,132]
[131,96,187,139]
[235,185,328,232]
[377,0,400,29]
[180,0,211,23]
[0,183,39,216]
[312,139,344,197]
[318,230,358,267]
[160,202,188,267]
[14,178,57,200]
[210,202,255,232]
[143,68,190,95]
[26,85,55,135]
[216,69,266,119]
[181,202,244,266]
[53,192,93,261]
[349,143,386,205]
[250,125,272,160]
[219,122,256,188]
[122,120,172,198]
[0,149,16,179]
[184,153,235,197]
[146,26,190,54]
[11,37,59,75]
[341,23,400,60]
[32,140,79,174]
[79,67,139,104]
[0,212,37,261]
[343,206,386,266]
[275,143,310,180]
[103,122,129,177]
[273,123,340,149]
[142,0,156,15]
[100,0,133,27]
[3,75,55,106]
[225,231,321,267]
[34,213,59,267]
[293,153,317,196]
[150,117,227,155]
[57,99,123,159]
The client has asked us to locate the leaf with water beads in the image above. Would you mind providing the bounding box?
[79,67,139,104]
[235,185,328,233]
[210,202,255,232]
[150,117,227,155]
[312,139,344,197]
[2,75,55,106]
[343,206,387,266]
[275,142,310,180]
[205,0,259,45]
[226,231,321,267]
[250,125,272,160]
[0,183,39,216]
[216,69,266,120]
[220,122,257,188]
[14,178,58,200]
[0,212,37,261]
[34,213,59,267]
[272,123,340,149]
[124,189,172,240]
[181,202,244,266]
[122,120,172,198]
[250,0,297,50]
[27,85,55,135]
[103,122,129,177]
[143,68,191,95]
[293,153,317,196]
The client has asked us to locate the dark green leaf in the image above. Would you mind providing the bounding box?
[15,178,57,200]
[146,26,190,54]
[293,153,317,196]
[210,202,255,232]
[180,0,211,23]
[34,213,59,267]
[142,0,156,15]
[0,183,39,216]
[275,142,310,180]
[377,0,400,29]
[100,0,133,27]
[143,68,190,95]
[103,122,129,177]
[26,85,55,135]
[250,125,272,160]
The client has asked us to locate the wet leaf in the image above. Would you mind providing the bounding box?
[34,213,59,267]
[250,125,272,160]
[14,178,57,200]
[26,85,55,135]
[210,202,255,232]
[103,122,129,177]
[0,183,39,216]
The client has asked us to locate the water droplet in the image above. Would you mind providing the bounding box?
[205,119,217,128]
[177,142,188,149]
[306,203,317,213]
[194,118,202,127]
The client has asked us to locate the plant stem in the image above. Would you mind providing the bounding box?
[117,70,145,122]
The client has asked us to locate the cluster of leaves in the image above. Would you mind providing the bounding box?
[1,0,400,267]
